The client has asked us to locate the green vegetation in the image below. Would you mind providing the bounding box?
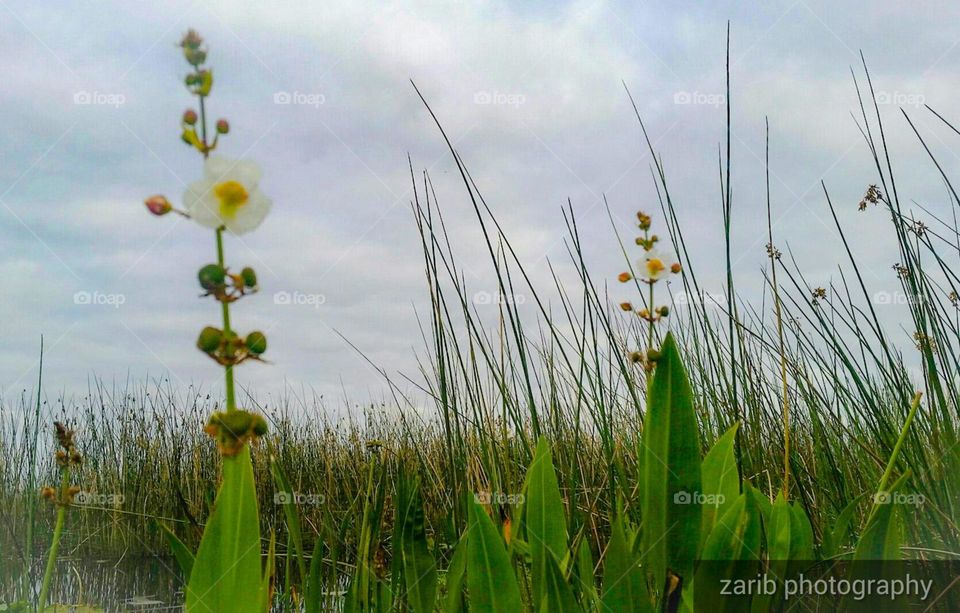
[3,30,960,611]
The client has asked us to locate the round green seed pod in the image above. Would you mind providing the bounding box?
[198,264,227,291]
[196,326,222,353]
[245,331,267,355]
[251,414,268,436]
[240,267,257,288]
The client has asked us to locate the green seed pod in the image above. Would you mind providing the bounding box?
[198,264,227,291]
[196,326,222,353]
[240,267,257,288]
[251,414,268,436]
[245,331,267,355]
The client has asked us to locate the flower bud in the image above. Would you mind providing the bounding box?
[197,326,223,353]
[183,109,198,125]
[618,272,632,283]
[245,331,267,355]
[670,263,682,274]
[185,73,200,87]
[40,486,56,501]
[658,306,670,317]
[144,195,172,216]
[198,264,227,291]
[619,302,633,311]
[216,119,230,134]
[240,267,257,288]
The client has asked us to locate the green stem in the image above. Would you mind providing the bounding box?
[866,391,922,525]
[216,228,237,412]
[37,470,70,611]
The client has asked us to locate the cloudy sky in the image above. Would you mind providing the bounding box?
[2,0,959,410]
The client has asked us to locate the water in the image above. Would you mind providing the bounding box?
[2,555,183,611]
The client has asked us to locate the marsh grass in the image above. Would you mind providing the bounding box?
[3,57,960,608]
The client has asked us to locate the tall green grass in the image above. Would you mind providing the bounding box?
[3,52,960,608]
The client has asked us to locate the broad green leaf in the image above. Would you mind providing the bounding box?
[158,522,194,580]
[443,535,468,613]
[397,477,438,613]
[467,497,521,612]
[788,502,814,561]
[751,492,790,613]
[700,423,740,551]
[853,473,908,561]
[600,516,653,613]
[540,551,579,612]
[525,437,568,606]
[185,446,263,613]
[848,474,910,611]
[822,494,865,558]
[641,332,702,588]
[694,492,762,612]
[575,535,598,606]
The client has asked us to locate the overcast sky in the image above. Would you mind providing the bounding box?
[2,0,959,412]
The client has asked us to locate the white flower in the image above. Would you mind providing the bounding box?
[637,248,677,282]
[184,157,271,234]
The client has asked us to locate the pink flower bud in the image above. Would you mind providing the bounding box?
[183,109,198,125]
[216,119,229,134]
[144,195,172,216]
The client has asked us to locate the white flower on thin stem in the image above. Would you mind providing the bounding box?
[637,248,678,282]
[184,157,271,234]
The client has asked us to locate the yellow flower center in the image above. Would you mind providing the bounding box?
[646,257,666,278]
[214,180,249,218]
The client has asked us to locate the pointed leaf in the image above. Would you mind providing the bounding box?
[185,446,263,613]
[641,332,702,587]
[467,497,522,612]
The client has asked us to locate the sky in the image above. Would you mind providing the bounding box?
[2,0,960,413]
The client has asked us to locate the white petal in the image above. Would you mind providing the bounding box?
[204,156,262,187]
[183,179,222,229]
[224,189,271,235]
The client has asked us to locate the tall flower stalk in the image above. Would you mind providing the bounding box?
[618,210,682,387]
[36,423,83,611]
[143,30,273,611]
